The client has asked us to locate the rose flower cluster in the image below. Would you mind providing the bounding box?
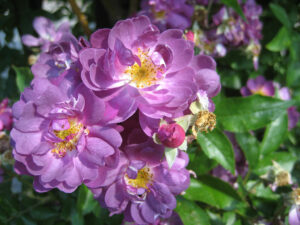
[12,15,220,224]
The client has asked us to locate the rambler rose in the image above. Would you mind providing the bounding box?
[11,77,121,193]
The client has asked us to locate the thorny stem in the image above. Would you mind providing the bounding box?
[68,0,92,37]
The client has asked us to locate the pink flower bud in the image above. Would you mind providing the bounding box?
[157,123,185,148]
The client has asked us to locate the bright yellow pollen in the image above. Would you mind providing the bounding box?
[126,167,153,189]
[51,119,88,157]
[125,49,161,88]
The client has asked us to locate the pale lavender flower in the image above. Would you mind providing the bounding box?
[22,17,71,52]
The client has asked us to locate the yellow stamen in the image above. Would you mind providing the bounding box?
[51,119,88,157]
[125,167,153,190]
[125,49,162,88]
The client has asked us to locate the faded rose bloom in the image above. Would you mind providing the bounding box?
[22,17,71,52]
[139,0,194,31]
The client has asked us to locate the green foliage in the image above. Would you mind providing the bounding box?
[214,95,294,132]
[184,177,243,209]
[13,66,33,93]
[197,128,235,174]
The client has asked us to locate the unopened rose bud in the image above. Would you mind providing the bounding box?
[157,123,185,148]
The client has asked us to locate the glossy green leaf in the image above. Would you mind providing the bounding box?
[197,128,235,174]
[188,147,218,175]
[235,132,260,170]
[13,66,33,93]
[254,152,297,175]
[260,112,288,155]
[214,95,294,132]
[77,185,98,215]
[266,27,290,52]
[269,3,291,29]
[220,0,246,20]
[175,196,210,225]
[184,177,242,209]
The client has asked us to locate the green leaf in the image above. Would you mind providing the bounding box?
[77,185,98,215]
[254,152,296,175]
[287,61,300,87]
[220,0,246,21]
[165,147,178,168]
[214,95,294,132]
[184,177,242,209]
[269,3,291,29]
[260,112,288,155]
[71,208,84,225]
[12,66,33,93]
[266,27,290,52]
[175,196,210,225]
[188,147,218,175]
[197,128,235,174]
[235,132,260,170]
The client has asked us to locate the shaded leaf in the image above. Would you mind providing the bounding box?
[269,3,291,29]
[197,128,235,174]
[12,66,33,93]
[214,95,294,132]
[175,196,210,225]
[266,27,290,52]
[235,132,260,170]
[184,177,242,209]
[260,112,288,155]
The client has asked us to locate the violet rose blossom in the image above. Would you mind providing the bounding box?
[240,76,275,97]
[80,16,220,135]
[0,98,13,131]
[22,17,71,52]
[86,137,190,224]
[122,211,183,225]
[289,206,300,225]
[31,33,88,85]
[11,77,121,193]
[138,0,194,31]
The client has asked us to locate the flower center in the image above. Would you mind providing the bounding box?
[125,167,153,190]
[125,49,162,88]
[51,119,89,157]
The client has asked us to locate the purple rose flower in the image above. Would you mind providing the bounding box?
[138,0,194,31]
[0,98,12,131]
[289,206,300,225]
[240,76,275,97]
[80,16,220,135]
[86,136,190,224]
[22,17,71,52]
[31,34,86,85]
[122,211,183,225]
[11,77,121,193]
